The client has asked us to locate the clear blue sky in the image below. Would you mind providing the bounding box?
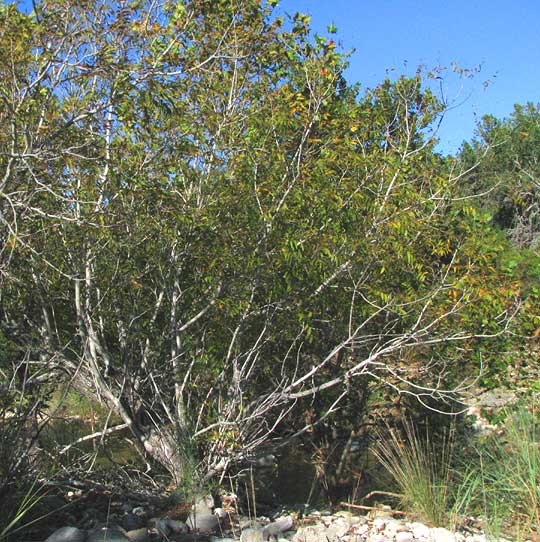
[278,0,540,155]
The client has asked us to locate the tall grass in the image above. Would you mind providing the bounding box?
[477,403,540,538]
[373,419,477,529]
[374,404,540,537]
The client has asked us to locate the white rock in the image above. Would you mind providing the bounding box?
[383,519,404,538]
[368,534,387,542]
[408,522,431,540]
[372,518,387,532]
[352,524,369,536]
[327,517,350,538]
[430,527,456,542]
[395,532,414,542]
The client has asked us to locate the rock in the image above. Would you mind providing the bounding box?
[187,495,220,534]
[149,518,172,537]
[122,513,146,531]
[86,527,130,542]
[44,526,87,542]
[395,532,414,542]
[165,518,189,534]
[241,527,267,542]
[326,518,350,539]
[352,524,369,537]
[334,511,353,520]
[408,522,431,540]
[372,518,387,532]
[263,516,294,539]
[382,519,402,538]
[125,529,150,542]
[293,525,327,542]
[187,512,220,534]
[429,527,456,542]
[294,523,345,542]
[368,534,387,542]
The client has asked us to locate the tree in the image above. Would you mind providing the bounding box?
[0,0,517,486]
[459,103,540,247]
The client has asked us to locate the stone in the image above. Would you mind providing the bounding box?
[187,512,220,534]
[165,518,189,534]
[326,518,350,539]
[429,527,456,542]
[125,529,150,542]
[293,524,343,542]
[241,527,267,542]
[372,518,387,532]
[86,527,130,542]
[187,495,220,534]
[395,532,414,542]
[294,525,323,542]
[44,526,87,542]
[382,519,403,538]
[408,522,431,540]
[334,510,352,519]
[263,516,294,539]
[352,524,369,536]
[122,513,145,531]
[367,534,387,542]
[149,518,171,537]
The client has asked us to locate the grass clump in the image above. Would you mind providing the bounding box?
[373,418,477,529]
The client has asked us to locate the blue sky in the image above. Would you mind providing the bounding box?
[278,1,540,155]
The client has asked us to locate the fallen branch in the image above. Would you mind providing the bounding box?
[59,423,129,454]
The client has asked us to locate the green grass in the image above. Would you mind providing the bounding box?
[373,418,477,529]
[0,481,46,541]
[475,403,540,539]
[373,403,540,538]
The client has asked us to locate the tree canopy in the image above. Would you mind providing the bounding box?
[0,0,524,488]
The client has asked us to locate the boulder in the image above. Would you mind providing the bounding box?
[44,526,87,542]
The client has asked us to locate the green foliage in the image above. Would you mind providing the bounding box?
[459,103,540,247]
[0,0,523,484]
